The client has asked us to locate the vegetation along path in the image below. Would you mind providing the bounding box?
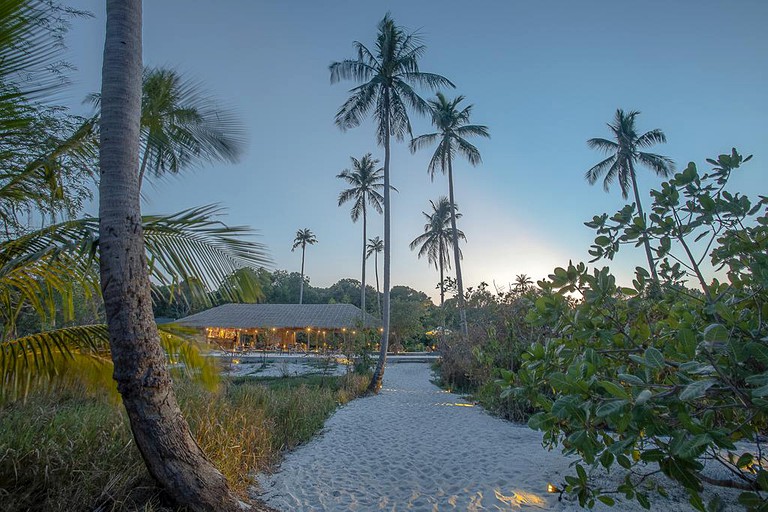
[254,363,741,511]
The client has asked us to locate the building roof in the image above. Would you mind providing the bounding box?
[175,303,381,330]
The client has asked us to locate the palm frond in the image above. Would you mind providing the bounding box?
[329,57,377,84]
[636,128,667,148]
[455,137,483,166]
[141,205,270,304]
[334,82,377,131]
[0,323,219,403]
[637,151,675,177]
[584,155,616,185]
[409,132,440,153]
[586,137,618,153]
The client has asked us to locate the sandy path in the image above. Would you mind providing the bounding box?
[254,363,737,511]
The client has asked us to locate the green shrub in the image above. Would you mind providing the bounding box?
[504,150,768,510]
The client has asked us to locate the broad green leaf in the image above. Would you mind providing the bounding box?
[597,496,615,506]
[679,379,715,401]
[618,373,645,386]
[753,384,768,398]
[644,347,665,369]
[600,380,629,399]
[596,399,628,418]
[636,389,652,404]
[703,323,729,343]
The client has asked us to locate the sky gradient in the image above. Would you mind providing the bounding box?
[60,1,767,302]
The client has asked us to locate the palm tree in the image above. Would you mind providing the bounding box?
[366,236,384,316]
[513,273,533,294]
[331,14,453,392]
[337,153,389,320]
[88,67,246,190]
[99,2,243,509]
[586,109,674,283]
[409,197,465,306]
[291,228,317,304]
[410,93,489,339]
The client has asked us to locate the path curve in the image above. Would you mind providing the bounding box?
[254,363,735,511]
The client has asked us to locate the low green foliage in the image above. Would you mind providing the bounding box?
[0,372,369,511]
[502,150,768,510]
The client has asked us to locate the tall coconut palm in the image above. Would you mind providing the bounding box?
[410,93,489,339]
[331,13,453,392]
[586,109,674,283]
[88,67,246,190]
[291,228,317,304]
[337,153,389,321]
[409,197,465,306]
[99,2,244,509]
[366,236,384,317]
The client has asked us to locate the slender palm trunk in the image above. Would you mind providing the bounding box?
[369,93,391,393]
[299,244,306,304]
[374,251,381,317]
[99,2,243,510]
[447,157,468,338]
[629,162,659,284]
[438,240,446,350]
[360,204,366,321]
[438,238,445,307]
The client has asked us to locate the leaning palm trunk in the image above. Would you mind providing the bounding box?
[369,104,391,393]
[99,2,243,510]
[447,157,468,338]
[629,162,660,283]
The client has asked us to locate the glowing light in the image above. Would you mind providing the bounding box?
[494,488,547,507]
[547,483,560,494]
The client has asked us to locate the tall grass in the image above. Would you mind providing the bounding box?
[0,372,369,511]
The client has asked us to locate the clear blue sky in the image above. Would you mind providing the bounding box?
[61,1,767,301]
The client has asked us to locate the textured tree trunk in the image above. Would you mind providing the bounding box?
[629,162,659,284]
[368,91,391,393]
[299,244,305,304]
[360,204,366,321]
[99,2,250,510]
[447,156,468,338]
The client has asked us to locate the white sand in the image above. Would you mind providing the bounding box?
[253,363,742,511]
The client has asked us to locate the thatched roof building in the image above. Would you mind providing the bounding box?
[176,303,380,330]
[175,303,380,351]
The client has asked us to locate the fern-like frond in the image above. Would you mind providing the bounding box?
[0,323,219,403]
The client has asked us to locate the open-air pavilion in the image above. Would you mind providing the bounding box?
[175,303,381,352]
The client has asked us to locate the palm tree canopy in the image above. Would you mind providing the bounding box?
[585,109,675,198]
[329,13,454,146]
[336,153,389,221]
[410,92,490,179]
[366,236,384,259]
[292,228,317,251]
[409,197,466,270]
[88,67,247,184]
